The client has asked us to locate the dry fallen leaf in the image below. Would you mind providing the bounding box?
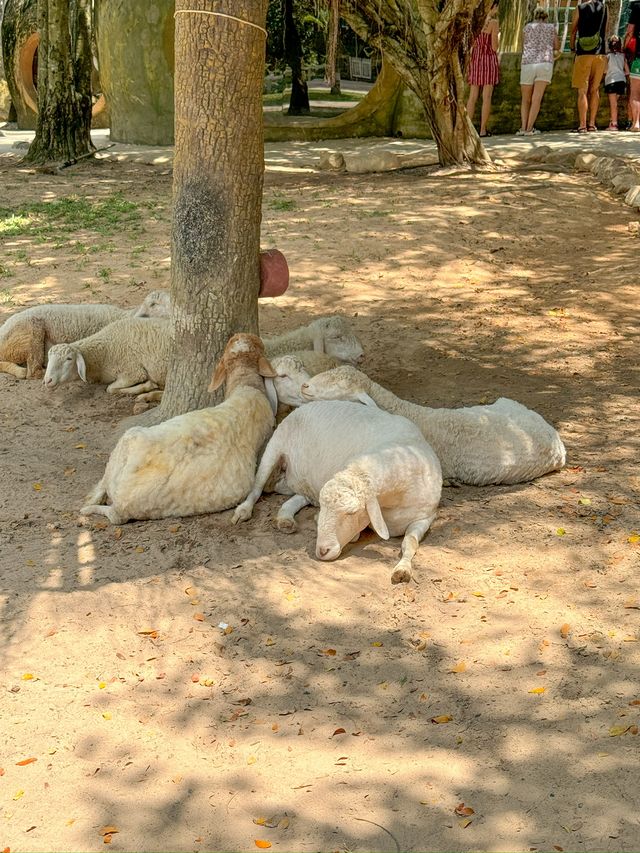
[450,661,467,674]
[455,803,475,816]
[556,527,566,536]
[371,641,383,647]
[16,757,37,766]
[193,613,205,622]
[12,790,24,801]
[624,598,640,609]
[320,648,337,656]
[254,841,271,849]
[332,728,346,736]
[528,687,546,695]
[102,712,112,720]
[627,533,640,544]
[100,827,119,836]
[21,673,35,681]
[560,623,571,639]
[609,725,631,737]
[247,755,257,765]
[32,483,42,491]
[431,715,453,724]
[458,818,473,828]
[137,630,158,639]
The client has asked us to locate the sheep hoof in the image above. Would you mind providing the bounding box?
[276,516,297,533]
[391,568,411,585]
[232,505,252,525]
[132,400,150,415]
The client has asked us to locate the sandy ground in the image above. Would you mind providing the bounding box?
[0,147,639,853]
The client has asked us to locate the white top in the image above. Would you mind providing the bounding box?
[605,52,626,85]
[522,21,556,65]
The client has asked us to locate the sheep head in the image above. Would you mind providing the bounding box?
[134,290,171,318]
[301,366,375,407]
[43,344,86,388]
[316,471,389,561]
[271,355,311,407]
[208,333,277,397]
[309,316,364,365]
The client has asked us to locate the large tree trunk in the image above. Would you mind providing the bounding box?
[150,0,268,422]
[284,0,310,115]
[25,0,92,164]
[342,0,493,167]
[325,0,341,95]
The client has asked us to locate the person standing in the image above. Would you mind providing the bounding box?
[604,36,629,130]
[518,7,560,135]
[466,1,500,137]
[624,0,640,130]
[570,0,608,132]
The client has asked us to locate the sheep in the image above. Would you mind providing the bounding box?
[232,400,442,583]
[0,303,129,380]
[264,315,364,365]
[80,333,277,524]
[130,348,339,415]
[134,290,171,318]
[43,316,170,396]
[299,366,566,486]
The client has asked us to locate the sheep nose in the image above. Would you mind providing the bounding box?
[317,545,331,558]
[356,352,365,364]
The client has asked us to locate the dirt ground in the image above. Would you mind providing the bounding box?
[0,149,639,853]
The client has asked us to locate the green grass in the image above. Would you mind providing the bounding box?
[269,195,296,212]
[263,90,364,105]
[0,193,143,240]
[0,288,16,305]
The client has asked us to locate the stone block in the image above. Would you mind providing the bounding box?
[574,152,599,171]
[611,171,640,195]
[344,150,401,173]
[522,145,552,162]
[318,151,346,171]
[545,149,578,168]
[624,185,640,208]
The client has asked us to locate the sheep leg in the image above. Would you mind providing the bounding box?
[111,380,158,396]
[390,514,436,585]
[0,361,28,379]
[276,494,310,533]
[106,376,148,395]
[25,318,46,379]
[136,390,164,405]
[80,503,124,525]
[232,447,285,524]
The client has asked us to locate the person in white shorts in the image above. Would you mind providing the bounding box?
[518,7,561,135]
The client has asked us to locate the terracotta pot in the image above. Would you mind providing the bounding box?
[259,249,289,298]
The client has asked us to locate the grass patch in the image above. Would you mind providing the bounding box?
[0,288,16,305]
[269,195,296,212]
[0,193,143,240]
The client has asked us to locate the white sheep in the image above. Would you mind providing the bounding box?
[264,315,364,364]
[0,303,128,379]
[43,316,170,396]
[232,400,442,583]
[134,290,171,318]
[130,347,340,415]
[299,366,566,486]
[80,333,277,524]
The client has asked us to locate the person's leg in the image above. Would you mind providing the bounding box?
[608,92,619,126]
[480,84,494,135]
[526,80,549,131]
[520,84,533,131]
[577,86,589,128]
[466,85,480,124]
[588,56,606,128]
[572,55,589,129]
[630,77,640,128]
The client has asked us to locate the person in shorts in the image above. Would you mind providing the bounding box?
[604,36,629,130]
[570,0,608,132]
[624,0,640,130]
[518,7,560,135]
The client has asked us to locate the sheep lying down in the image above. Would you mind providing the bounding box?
[233,400,443,583]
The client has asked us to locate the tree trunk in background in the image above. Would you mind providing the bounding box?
[325,0,341,95]
[25,0,92,164]
[342,0,492,167]
[149,0,268,422]
[284,0,310,114]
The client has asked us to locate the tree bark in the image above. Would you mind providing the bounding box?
[149,0,268,423]
[284,0,310,115]
[325,0,341,95]
[25,0,93,164]
[342,0,493,167]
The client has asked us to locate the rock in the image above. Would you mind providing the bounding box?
[12,140,29,150]
[611,171,640,195]
[592,157,626,183]
[544,149,578,169]
[521,145,552,163]
[627,220,640,235]
[344,150,402,173]
[624,185,640,208]
[318,151,346,171]
[574,152,599,171]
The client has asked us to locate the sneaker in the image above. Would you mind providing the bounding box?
[523,128,541,136]
[515,128,526,136]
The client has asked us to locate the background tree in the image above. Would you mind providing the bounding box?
[325,0,341,95]
[25,0,92,164]
[284,0,310,114]
[341,0,493,167]
[146,0,269,423]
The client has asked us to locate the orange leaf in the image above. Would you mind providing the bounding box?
[16,757,37,766]
[455,803,475,816]
[137,629,158,638]
[528,687,546,695]
[103,836,112,845]
[450,661,467,673]
[194,613,205,622]
[431,715,453,724]
[255,841,272,849]
[100,827,119,836]
[332,728,346,736]
[0,768,4,776]
[560,623,571,639]
[321,648,336,656]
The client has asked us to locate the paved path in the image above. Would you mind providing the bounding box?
[1,125,639,172]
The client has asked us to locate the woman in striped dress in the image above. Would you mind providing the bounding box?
[466,2,500,137]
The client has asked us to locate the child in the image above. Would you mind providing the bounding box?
[604,35,629,130]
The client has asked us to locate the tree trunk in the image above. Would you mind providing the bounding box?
[325,0,341,95]
[342,0,493,167]
[284,0,310,115]
[25,0,93,164]
[149,0,268,423]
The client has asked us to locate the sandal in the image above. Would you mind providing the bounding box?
[479,131,492,137]
[606,122,619,131]
[587,125,597,132]
[577,126,588,133]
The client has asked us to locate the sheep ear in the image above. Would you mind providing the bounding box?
[76,352,87,382]
[356,392,377,408]
[208,360,226,391]
[264,377,278,415]
[258,355,277,378]
[366,496,389,540]
[313,332,325,354]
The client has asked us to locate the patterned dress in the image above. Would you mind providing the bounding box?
[467,30,500,86]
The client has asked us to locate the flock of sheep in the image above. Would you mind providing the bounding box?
[0,292,566,583]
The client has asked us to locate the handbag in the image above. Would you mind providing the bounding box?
[577,3,605,52]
